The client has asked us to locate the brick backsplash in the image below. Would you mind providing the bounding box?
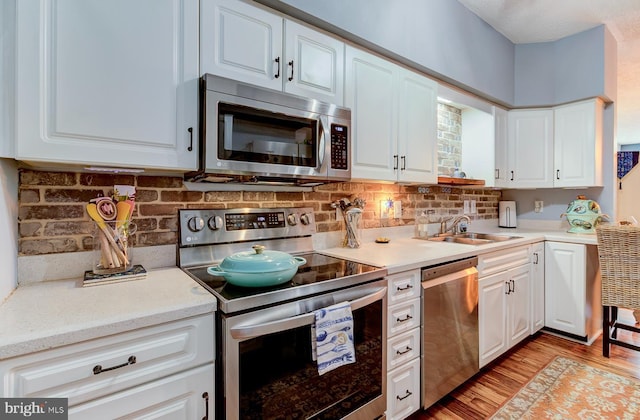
[438,103,462,176]
[17,170,501,256]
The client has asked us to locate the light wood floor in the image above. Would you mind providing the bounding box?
[409,323,640,419]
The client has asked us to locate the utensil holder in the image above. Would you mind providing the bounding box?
[93,221,136,274]
[343,208,362,248]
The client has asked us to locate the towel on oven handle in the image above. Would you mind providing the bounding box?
[312,301,356,375]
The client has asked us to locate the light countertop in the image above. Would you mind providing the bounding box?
[1,225,597,360]
[319,227,598,274]
[0,267,217,360]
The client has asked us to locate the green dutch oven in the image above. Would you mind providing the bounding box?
[207,245,307,287]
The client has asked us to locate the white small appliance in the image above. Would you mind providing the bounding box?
[499,201,517,228]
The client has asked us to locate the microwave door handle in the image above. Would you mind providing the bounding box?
[318,118,326,167]
[229,286,386,340]
[223,114,234,150]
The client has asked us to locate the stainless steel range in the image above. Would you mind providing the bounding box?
[177,207,388,420]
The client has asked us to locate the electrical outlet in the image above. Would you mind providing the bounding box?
[470,200,477,214]
[393,201,402,219]
[463,200,470,214]
[534,200,544,213]
[380,201,390,219]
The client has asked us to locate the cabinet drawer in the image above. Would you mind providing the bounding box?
[388,298,420,338]
[69,364,213,420]
[386,357,420,420]
[478,245,530,277]
[387,270,421,305]
[387,328,420,371]
[0,314,214,407]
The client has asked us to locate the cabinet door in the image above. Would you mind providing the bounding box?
[554,99,603,187]
[386,358,420,420]
[69,364,213,420]
[284,20,344,105]
[545,241,586,337]
[16,0,199,170]
[530,242,545,334]
[493,106,509,187]
[508,264,531,347]
[507,109,554,188]
[397,69,438,183]
[345,46,397,182]
[478,271,508,368]
[201,0,283,91]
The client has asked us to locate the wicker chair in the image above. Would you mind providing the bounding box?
[596,225,640,357]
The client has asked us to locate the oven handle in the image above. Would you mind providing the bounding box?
[229,286,386,340]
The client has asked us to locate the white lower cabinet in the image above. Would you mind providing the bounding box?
[545,242,601,342]
[0,314,215,417]
[69,364,213,420]
[387,357,420,420]
[385,269,421,420]
[478,246,532,368]
[530,242,545,334]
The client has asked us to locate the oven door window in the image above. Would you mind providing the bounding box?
[218,103,318,168]
[238,302,383,419]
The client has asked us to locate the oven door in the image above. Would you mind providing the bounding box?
[220,279,387,420]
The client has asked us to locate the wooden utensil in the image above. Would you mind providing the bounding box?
[87,203,129,266]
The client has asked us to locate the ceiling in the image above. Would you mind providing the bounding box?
[457,0,640,145]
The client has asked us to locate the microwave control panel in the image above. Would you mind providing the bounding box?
[330,124,349,170]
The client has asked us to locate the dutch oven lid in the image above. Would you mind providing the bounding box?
[219,245,301,273]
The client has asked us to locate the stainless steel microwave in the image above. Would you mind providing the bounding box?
[196,74,351,185]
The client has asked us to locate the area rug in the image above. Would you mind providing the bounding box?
[491,356,640,419]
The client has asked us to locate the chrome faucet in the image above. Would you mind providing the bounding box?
[440,215,471,235]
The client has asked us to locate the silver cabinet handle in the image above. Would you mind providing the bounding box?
[393,155,399,170]
[400,155,406,171]
[396,284,413,291]
[230,287,387,339]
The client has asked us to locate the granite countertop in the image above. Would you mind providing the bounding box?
[0,267,217,360]
[319,227,598,274]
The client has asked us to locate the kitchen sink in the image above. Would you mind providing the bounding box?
[425,232,522,245]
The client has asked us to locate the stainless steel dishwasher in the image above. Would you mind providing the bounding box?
[421,257,479,409]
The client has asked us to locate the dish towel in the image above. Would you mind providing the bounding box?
[312,301,356,375]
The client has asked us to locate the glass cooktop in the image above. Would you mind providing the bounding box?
[184,252,386,314]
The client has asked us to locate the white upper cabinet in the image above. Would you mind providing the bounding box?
[506,109,554,188]
[397,70,438,183]
[554,98,604,188]
[202,0,344,105]
[493,106,509,187]
[345,46,437,183]
[501,98,604,189]
[15,0,199,170]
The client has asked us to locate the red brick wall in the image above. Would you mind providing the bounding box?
[17,170,501,256]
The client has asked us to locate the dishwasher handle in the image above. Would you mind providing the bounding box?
[421,257,478,282]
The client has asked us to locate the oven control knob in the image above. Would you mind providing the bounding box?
[207,216,224,231]
[300,213,311,225]
[187,216,205,232]
[287,214,298,226]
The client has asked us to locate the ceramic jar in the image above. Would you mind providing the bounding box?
[561,195,609,234]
